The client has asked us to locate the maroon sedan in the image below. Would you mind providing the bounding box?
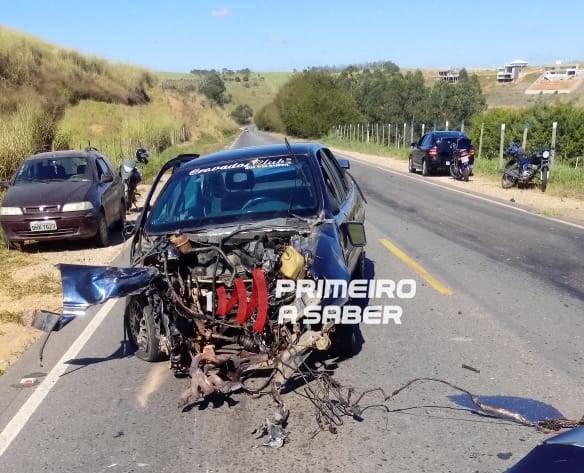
[0,148,126,249]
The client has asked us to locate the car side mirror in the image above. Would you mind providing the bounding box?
[100,175,114,184]
[337,158,350,170]
[411,142,417,148]
[343,221,366,247]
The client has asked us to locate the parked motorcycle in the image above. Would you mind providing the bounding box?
[449,139,474,182]
[501,142,550,192]
[120,148,149,211]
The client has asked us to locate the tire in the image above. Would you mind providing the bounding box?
[541,168,548,192]
[422,159,429,177]
[94,210,110,247]
[126,185,135,211]
[449,163,458,179]
[114,200,126,231]
[408,156,416,173]
[2,233,20,251]
[462,166,470,182]
[124,296,164,362]
[501,161,519,189]
[331,323,358,358]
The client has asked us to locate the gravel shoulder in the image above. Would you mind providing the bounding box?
[0,184,148,374]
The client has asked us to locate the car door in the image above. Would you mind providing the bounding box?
[95,157,120,226]
[414,133,432,167]
[319,149,363,274]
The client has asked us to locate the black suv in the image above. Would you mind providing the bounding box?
[409,131,475,176]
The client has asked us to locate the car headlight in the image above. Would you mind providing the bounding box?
[0,206,23,216]
[62,201,94,212]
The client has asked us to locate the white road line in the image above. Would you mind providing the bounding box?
[350,157,584,231]
[0,299,117,458]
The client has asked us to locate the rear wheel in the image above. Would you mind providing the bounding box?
[94,210,110,247]
[501,161,519,189]
[541,168,548,192]
[422,159,429,176]
[125,296,163,362]
[462,166,470,182]
[449,163,458,179]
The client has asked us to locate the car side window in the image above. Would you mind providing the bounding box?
[96,158,113,180]
[323,148,350,195]
[318,150,346,213]
[421,134,432,147]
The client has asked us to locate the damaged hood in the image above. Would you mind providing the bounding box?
[59,263,158,320]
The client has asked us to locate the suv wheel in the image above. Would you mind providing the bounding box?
[422,159,430,177]
[114,200,126,231]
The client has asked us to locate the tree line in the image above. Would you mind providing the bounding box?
[256,65,486,139]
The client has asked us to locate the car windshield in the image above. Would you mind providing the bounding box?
[14,156,92,182]
[147,154,320,233]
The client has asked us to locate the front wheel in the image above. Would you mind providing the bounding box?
[124,296,164,362]
[94,210,110,247]
[408,156,416,173]
[540,167,548,192]
[449,163,458,179]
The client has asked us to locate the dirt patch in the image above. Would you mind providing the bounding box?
[329,147,584,224]
[0,183,149,374]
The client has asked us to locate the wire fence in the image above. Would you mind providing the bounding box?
[331,120,575,169]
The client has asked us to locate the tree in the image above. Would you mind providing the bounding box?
[198,72,226,105]
[274,71,363,138]
[231,104,253,124]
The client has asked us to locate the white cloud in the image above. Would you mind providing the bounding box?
[269,36,284,44]
[211,7,231,18]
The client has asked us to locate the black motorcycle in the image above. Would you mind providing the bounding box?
[449,138,474,182]
[501,142,551,192]
[120,148,149,211]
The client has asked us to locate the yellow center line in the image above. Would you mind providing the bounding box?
[379,238,453,296]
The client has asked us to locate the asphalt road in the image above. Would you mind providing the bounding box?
[0,128,582,473]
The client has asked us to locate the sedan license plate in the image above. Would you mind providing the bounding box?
[445,161,450,165]
[30,220,57,232]
[461,156,469,164]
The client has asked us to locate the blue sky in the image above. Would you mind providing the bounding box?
[1,0,582,72]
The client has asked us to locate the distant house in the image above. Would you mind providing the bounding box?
[437,69,459,83]
[497,59,528,82]
[543,63,579,80]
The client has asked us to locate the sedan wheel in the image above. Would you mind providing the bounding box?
[124,296,163,362]
[114,200,126,231]
[94,210,110,247]
[2,233,20,251]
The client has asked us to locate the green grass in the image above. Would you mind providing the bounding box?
[224,73,275,115]
[260,72,295,92]
[323,135,410,159]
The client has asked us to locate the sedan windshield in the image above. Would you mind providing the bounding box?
[147,155,320,233]
[14,156,92,183]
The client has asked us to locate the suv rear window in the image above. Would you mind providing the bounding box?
[434,135,471,153]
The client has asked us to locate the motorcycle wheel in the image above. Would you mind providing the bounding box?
[541,167,548,192]
[125,296,164,362]
[501,161,519,189]
[462,166,470,182]
[126,184,136,211]
[449,163,458,179]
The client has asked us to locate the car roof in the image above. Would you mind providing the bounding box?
[24,149,100,161]
[430,131,467,137]
[180,142,321,171]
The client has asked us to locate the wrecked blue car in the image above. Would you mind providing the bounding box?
[109,142,366,404]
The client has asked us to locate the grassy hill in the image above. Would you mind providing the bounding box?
[0,26,238,180]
